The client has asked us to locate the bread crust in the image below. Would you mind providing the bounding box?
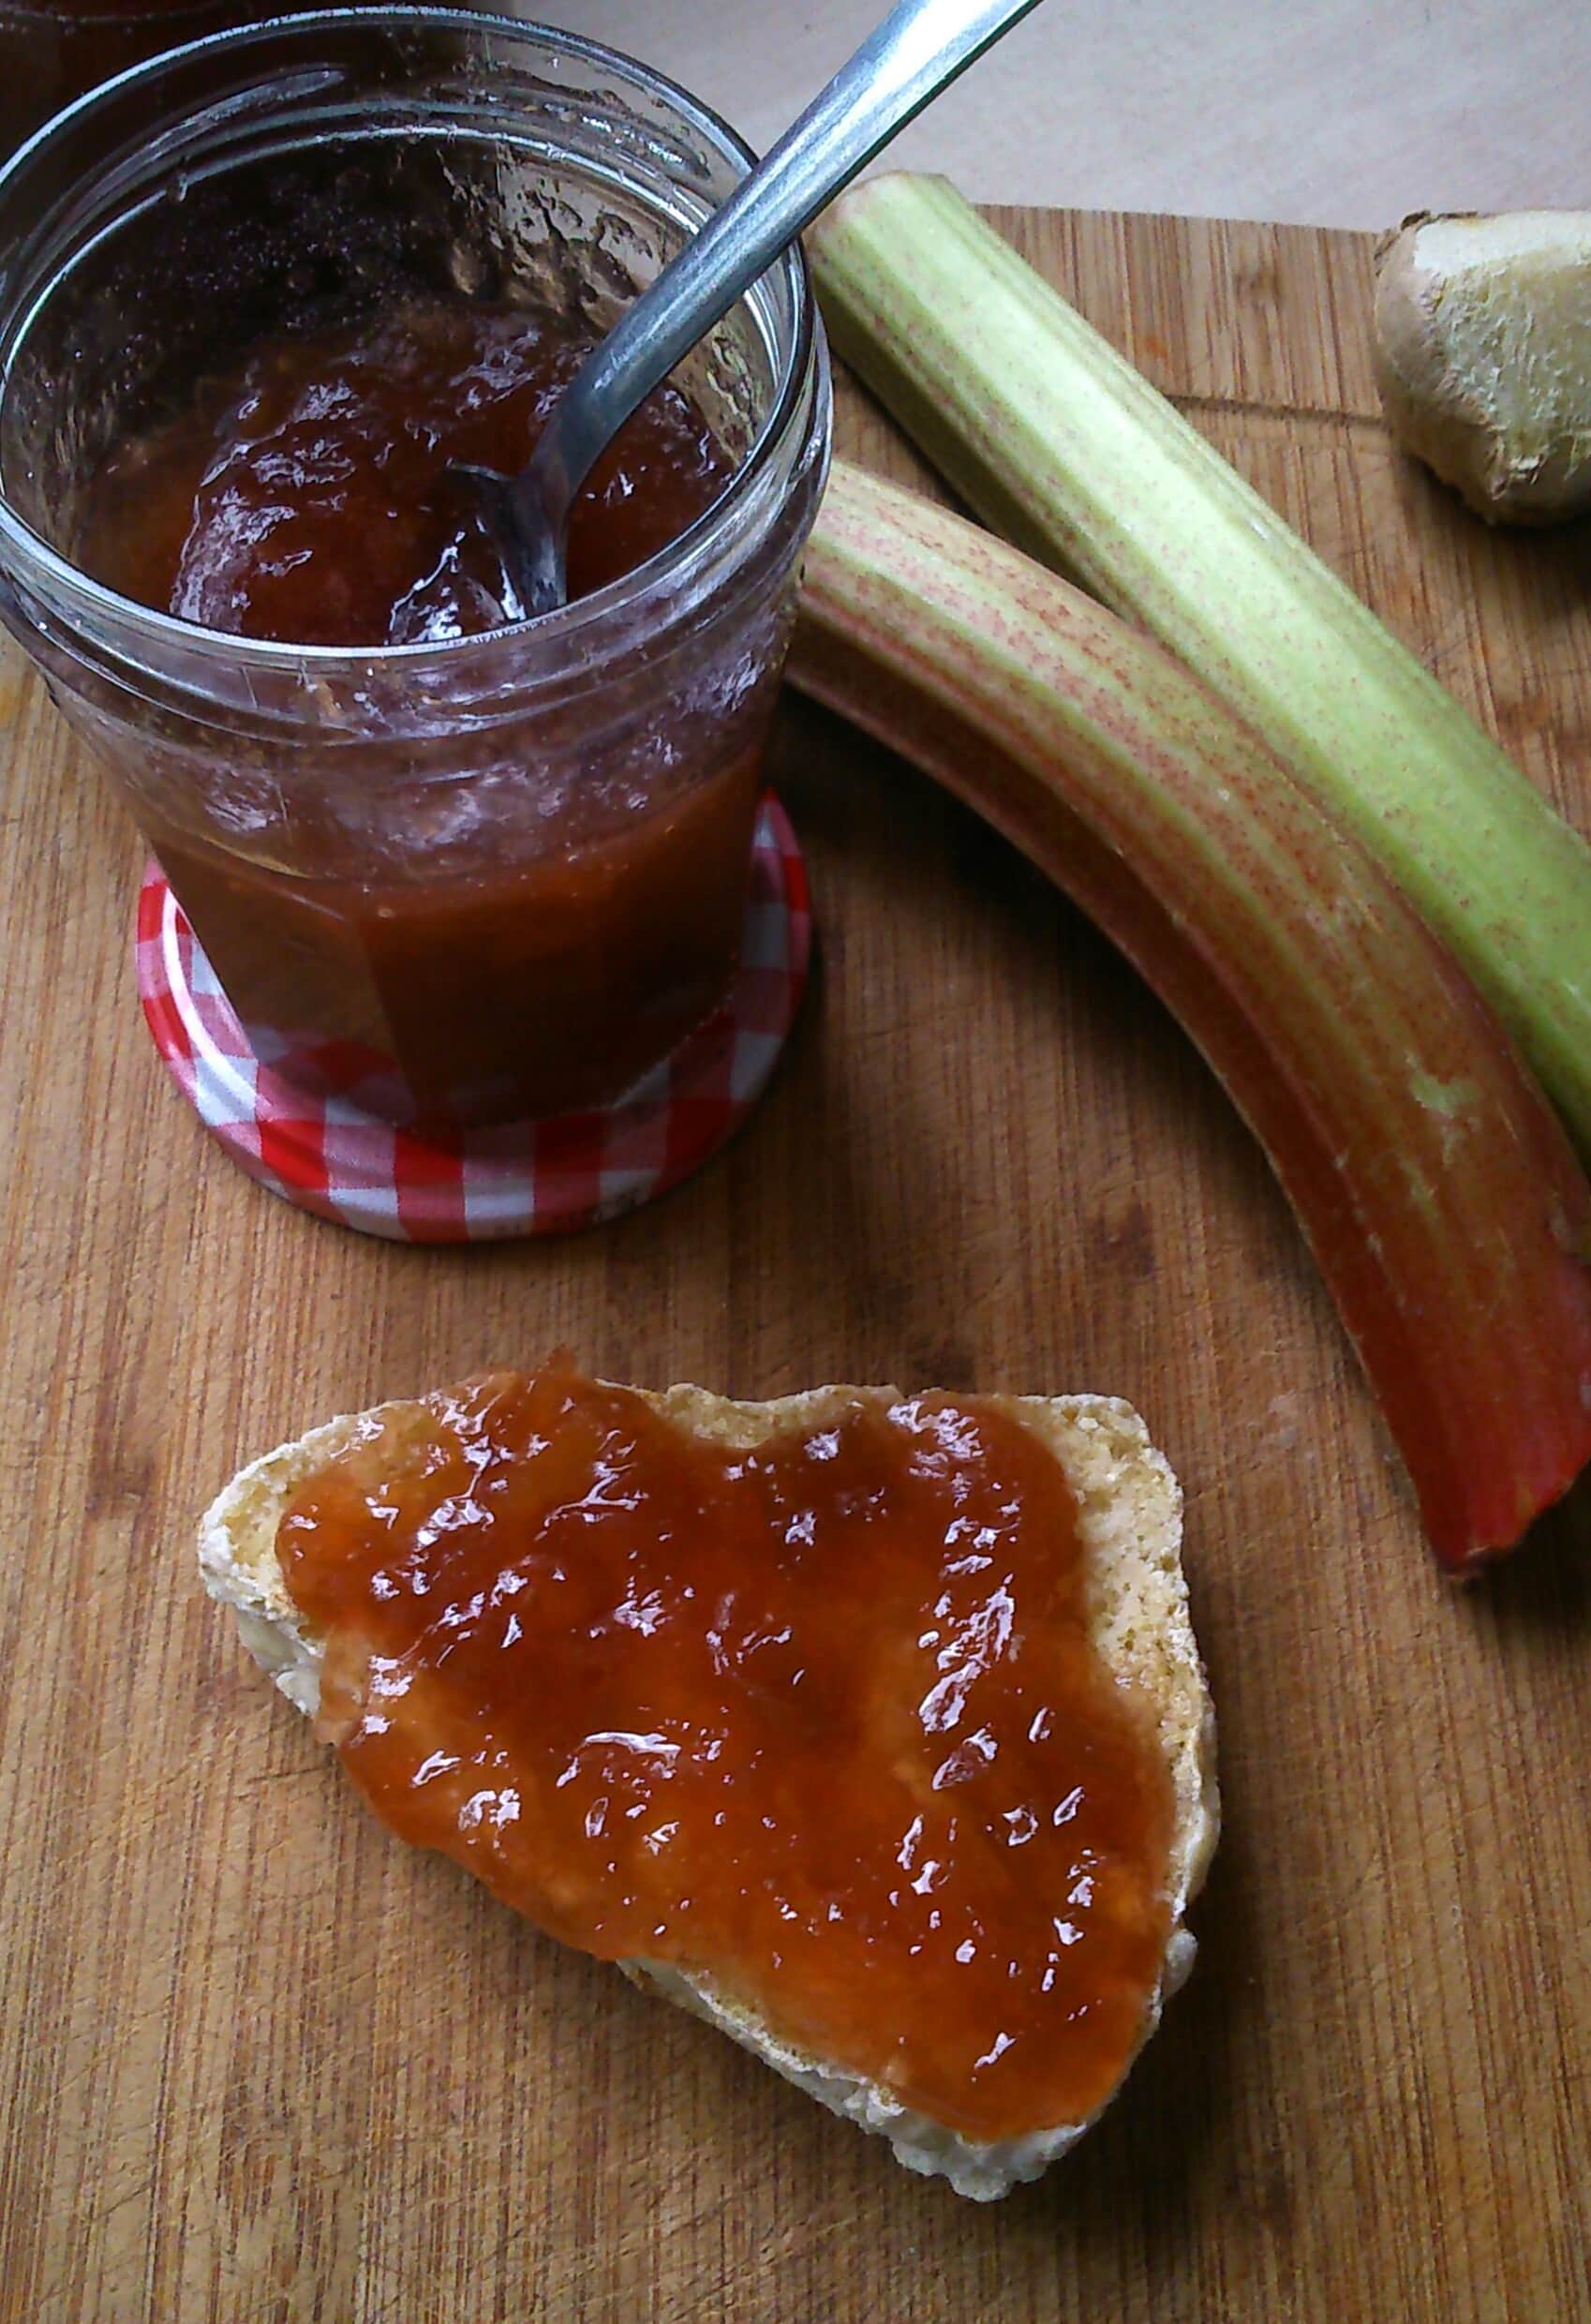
[200,1379,1218,2200]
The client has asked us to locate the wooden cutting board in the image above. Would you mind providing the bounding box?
[3,207,1588,2324]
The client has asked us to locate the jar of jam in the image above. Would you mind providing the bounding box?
[0,1,290,159]
[0,11,830,1130]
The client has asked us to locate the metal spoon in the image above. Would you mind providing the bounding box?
[455,0,1045,618]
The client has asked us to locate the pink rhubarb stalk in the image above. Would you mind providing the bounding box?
[808,175,1591,1155]
[791,461,1591,1571]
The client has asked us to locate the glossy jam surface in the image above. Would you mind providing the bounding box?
[82,300,732,646]
[80,301,755,1128]
[278,1367,1176,2139]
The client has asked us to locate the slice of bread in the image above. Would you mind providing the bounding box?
[200,1379,1218,2201]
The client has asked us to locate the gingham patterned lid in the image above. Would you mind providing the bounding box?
[138,794,810,1243]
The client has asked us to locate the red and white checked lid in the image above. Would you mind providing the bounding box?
[138,794,810,1243]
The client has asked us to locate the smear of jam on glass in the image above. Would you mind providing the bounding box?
[277,1363,1177,2141]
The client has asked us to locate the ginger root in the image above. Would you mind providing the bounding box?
[1373,210,1591,526]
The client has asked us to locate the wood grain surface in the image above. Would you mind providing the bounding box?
[2,208,1589,2324]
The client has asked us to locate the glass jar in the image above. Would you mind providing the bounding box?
[0,9,831,1130]
[0,1,287,160]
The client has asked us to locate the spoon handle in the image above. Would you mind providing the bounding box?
[517,0,1045,528]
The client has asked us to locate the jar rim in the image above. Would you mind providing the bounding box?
[0,6,823,674]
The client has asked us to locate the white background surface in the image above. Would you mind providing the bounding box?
[526,0,1589,230]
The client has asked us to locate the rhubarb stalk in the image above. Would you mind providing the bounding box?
[809,175,1591,1155]
[792,461,1591,1571]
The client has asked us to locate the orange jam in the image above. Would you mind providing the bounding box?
[75,300,757,1129]
[81,298,733,646]
[277,1366,1176,2140]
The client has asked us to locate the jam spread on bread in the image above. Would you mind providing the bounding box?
[276,1365,1175,2139]
[80,300,756,1129]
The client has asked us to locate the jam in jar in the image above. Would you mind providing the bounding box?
[1,3,295,159]
[0,14,830,1150]
[82,296,758,1129]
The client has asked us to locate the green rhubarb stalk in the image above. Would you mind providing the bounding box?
[809,174,1591,1153]
[792,461,1591,1571]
